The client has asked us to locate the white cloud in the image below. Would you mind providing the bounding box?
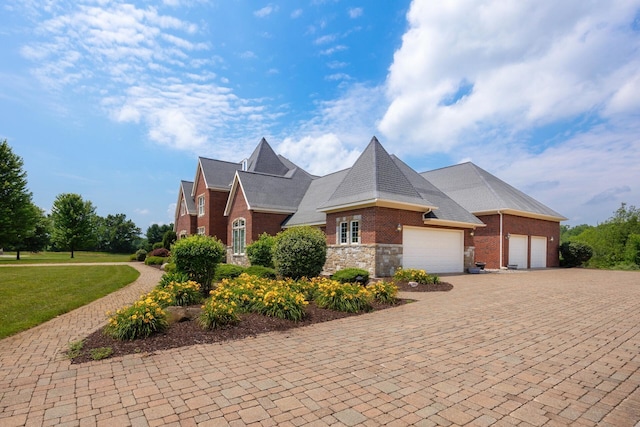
[319,45,347,56]
[291,9,303,19]
[135,208,151,215]
[254,5,277,18]
[278,134,361,175]
[348,8,363,19]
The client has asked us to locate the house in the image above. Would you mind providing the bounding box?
[175,136,565,276]
[422,163,567,270]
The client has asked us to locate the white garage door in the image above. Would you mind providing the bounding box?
[530,236,547,268]
[403,227,464,273]
[508,234,528,269]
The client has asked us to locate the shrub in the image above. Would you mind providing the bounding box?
[144,256,167,266]
[393,268,439,285]
[273,226,327,280]
[215,264,246,281]
[104,297,168,340]
[624,233,640,267]
[245,265,277,279]
[149,247,170,258]
[199,299,239,329]
[152,242,164,250]
[135,249,147,262]
[314,278,372,313]
[163,262,177,274]
[171,235,226,295]
[246,233,275,268]
[367,281,398,304]
[129,253,138,261]
[560,242,593,267]
[162,230,177,250]
[159,271,190,288]
[332,268,369,284]
[253,285,307,321]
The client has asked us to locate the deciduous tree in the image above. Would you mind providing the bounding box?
[50,193,96,258]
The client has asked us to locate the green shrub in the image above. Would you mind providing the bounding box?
[162,230,177,250]
[273,226,327,279]
[215,264,246,281]
[245,265,277,279]
[314,278,372,313]
[367,281,398,304]
[144,256,167,266]
[152,242,164,250]
[246,233,275,268]
[135,249,147,262]
[129,253,138,261]
[560,242,593,267]
[624,233,640,267]
[163,262,177,274]
[171,235,226,295]
[332,268,369,284]
[104,297,168,340]
[159,271,190,288]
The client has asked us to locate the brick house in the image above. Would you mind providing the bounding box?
[175,137,565,276]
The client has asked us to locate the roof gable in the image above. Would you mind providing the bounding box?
[319,137,431,211]
[246,138,290,176]
[175,180,197,219]
[422,162,566,220]
[195,157,241,193]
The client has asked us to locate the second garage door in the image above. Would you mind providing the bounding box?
[402,227,464,273]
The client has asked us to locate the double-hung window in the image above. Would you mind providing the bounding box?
[197,195,205,216]
[350,220,360,244]
[339,220,360,244]
[232,218,246,255]
[339,222,349,244]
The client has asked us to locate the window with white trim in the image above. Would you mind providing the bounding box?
[232,218,246,255]
[197,195,205,216]
[180,200,186,216]
[197,226,205,235]
[339,222,348,244]
[350,220,360,244]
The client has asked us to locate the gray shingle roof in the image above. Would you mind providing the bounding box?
[198,157,241,191]
[235,167,313,213]
[246,138,290,176]
[318,137,433,211]
[284,169,350,227]
[421,162,566,220]
[180,180,196,215]
[391,156,484,225]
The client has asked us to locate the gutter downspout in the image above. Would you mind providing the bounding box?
[499,210,504,269]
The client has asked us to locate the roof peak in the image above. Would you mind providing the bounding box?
[246,137,290,176]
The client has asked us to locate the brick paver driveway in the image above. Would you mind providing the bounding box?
[1,268,639,426]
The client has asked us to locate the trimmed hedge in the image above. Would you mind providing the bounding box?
[332,268,369,284]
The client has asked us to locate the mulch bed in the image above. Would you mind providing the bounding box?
[71,281,453,364]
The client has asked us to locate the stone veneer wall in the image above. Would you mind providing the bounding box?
[226,248,249,267]
[464,246,475,271]
[325,244,403,278]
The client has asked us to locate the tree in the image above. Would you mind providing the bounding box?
[50,193,96,258]
[9,204,51,260]
[162,230,177,250]
[273,226,327,279]
[0,140,38,255]
[95,214,141,253]
[146,223,173,246]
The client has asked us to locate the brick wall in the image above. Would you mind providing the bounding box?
[475,214,561,269]
[193,171,229,242]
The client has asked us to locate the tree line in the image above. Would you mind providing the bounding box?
[561,203,640,269]
[0,139,174,259]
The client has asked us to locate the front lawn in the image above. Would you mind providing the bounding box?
[0,251,131,264]
[0,265,140,338]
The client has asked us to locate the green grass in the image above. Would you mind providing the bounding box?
[0,251,131,264]
[0,265,140,339]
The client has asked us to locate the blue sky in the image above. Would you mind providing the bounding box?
[1,0,639,231]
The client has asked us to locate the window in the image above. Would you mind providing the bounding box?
[180,200,186,216]
[339,222,348,244]
[351,220,360,244]
[198,195,205,216]
[232,218,246,255]
[197,227,205,235]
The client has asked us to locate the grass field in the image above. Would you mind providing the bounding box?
[0,251,130,264]
[0,265,140,338]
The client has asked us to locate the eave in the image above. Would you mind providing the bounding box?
[319,198,438,214]
[472,209,567,222]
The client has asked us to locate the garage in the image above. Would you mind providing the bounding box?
[402,227,464,273]
[530,236,547,268]
[508,234,528,269]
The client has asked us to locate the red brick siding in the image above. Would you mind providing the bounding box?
[251,212,289,243]
[174,189,197,237]
[207,190,229,244]
[475,214,560,269]
[226,190,251,246]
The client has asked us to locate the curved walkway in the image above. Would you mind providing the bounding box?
[1,267,639,426]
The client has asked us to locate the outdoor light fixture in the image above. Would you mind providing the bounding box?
[396,224,402,232]
[506,233,511,239]
[470,230,475,236]
[550,236,554,242]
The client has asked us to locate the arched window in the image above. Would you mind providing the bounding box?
[232,218,246,255]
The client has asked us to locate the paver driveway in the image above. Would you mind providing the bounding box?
[1,267,639,426]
